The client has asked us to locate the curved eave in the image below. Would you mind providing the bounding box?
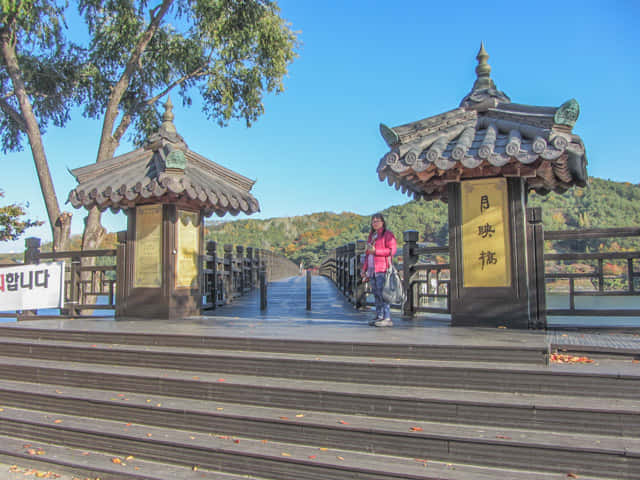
[378,123,587,201]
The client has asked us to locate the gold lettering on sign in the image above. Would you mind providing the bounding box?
[134,205,162,288]
[176,210,200,288]
[461,178,512,287]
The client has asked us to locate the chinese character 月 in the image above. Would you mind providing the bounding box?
[480,195,490,213]
[477,223,495,238]
[478,250,498,269]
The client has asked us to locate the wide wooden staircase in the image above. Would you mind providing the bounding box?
[0,325,637,479]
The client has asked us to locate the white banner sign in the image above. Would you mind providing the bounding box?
[0,262,65,310]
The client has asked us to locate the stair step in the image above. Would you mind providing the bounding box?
[0,434,265,480]
[0,341,637,398]
[0,379,638,468]
[0,326,548,364]
[0,407,633,480]
[1,377,638,437]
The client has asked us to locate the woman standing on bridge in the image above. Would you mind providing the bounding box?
[361,213,397,327]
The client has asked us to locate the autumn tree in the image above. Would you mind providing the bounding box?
[77,0,299,251]
[0,189,43,241]
[0,0,83,250]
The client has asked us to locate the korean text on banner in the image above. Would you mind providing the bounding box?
[0,261,65,311]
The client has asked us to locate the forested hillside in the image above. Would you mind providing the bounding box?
[206,177,640,267]
[2,177,638,267]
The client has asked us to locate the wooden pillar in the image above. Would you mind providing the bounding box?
[236,245,244,295]
[223,244,233,304]
[526,207,547,329]
[206,240,217,310]
[246,247,254,289]
[115,231,127,317]
[449,178,532,328]
[403,230,419,317]
[24,237,41,265]
[355,239,366,308]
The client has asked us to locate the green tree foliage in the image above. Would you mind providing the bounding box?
[206,177,640,267]
[1,0,83,249]
[0,189,43,241]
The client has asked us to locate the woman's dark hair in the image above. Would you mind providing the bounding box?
[369,212,386,236]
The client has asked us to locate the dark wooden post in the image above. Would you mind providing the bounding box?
[260,263,267,310]
[24,237,41,265]
[68,253,81,317]
[306,269,311,310]
[347,242,356,303]
[246,247,254,289]
[206,240,217,310]
[236,245,244,295]
[223,244,233,304]
[403,230,419,317]
[526,207,547,329]
[355,239,366,308]
[116,231,127,317]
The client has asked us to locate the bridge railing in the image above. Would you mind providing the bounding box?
[321,226,640,320]
[1,237,298,319]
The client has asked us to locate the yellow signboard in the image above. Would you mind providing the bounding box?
[176,210,200,288]
[134,204,162,288]
[461,178,512,287]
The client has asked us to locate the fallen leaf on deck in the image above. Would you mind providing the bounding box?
[233,439,240,444]
[295,414,305,418]
[36,449,45,455]
[217,378,226,382]
[319,447,328,451]
[125,456,134,460]
[496,435,512,439]
[54,419,62,424]
[409,427,423,432]
[111,458,121,464]
[567,474,579,478]
[192,466,199,471]
[308,455,316,459]
[498,326,506,329]
[338,420,349,425]
[190,436,195,440]
[414,458,428,463]
[280,416,289,420]
[550,353,594,364]
[146,433,152,437]
[216,407,224,411]
[337,456,345,461]
[281,452,291,457]
[192,376,200,380]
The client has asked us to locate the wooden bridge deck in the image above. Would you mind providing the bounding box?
[1,274,638,355]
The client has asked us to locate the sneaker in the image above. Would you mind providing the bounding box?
[369,317,383,326]
[374,318,393,327]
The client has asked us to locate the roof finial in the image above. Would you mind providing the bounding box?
[161,96,176,134]
[473,42,496,91]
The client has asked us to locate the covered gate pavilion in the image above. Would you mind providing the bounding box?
[68,98,260,319]
[378,44,588,328]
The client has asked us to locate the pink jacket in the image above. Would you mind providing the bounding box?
[364,229,397,274]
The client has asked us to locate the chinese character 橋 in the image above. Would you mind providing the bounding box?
[478,250,498,270]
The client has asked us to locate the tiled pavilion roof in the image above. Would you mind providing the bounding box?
[377,44,588,201]
[67,98,260,217]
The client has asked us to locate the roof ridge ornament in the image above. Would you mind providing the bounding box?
[161,96,177,135]
[473,42,495,91]
[554,98,580,128]
[459,43,510,111]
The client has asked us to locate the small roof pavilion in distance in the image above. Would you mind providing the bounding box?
[68,98,260,319]
[378,44,588,329]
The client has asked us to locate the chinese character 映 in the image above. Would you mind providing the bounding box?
[477,223,495,238]
[478,250,498,269]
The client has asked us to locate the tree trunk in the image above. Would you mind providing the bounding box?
[0,31,71,251]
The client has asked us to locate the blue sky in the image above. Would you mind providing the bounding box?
[1,0,639,253]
